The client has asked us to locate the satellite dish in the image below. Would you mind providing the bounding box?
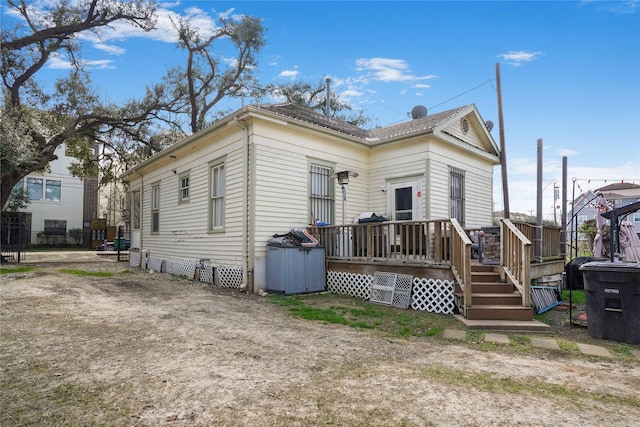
[485,120,494,132]
[411,105,428,119]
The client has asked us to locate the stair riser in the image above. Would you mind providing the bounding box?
[472,295,523,306]
[471,273,501,283]
[466,308,533,321]
[471,284,513,293]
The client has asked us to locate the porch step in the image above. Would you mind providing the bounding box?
[465,305,534,321]
[471,282,514,293]
[471,271,501,283]
[471,292,523,306]
[463,263,534,322]
[470,263,495,273]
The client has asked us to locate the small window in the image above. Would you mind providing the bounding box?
[179,172,190,202]
[44,219,66,235]
[45,180,61,202]
[210,163,225,230]
[633,213,640,222]
[577,215,588,225]
[27,178,43,201]
[151,184,160,233]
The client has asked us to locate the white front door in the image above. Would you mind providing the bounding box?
[388,180,422,222]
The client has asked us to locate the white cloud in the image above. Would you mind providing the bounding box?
[581,0,638,15]
[355,58,437,83]
[93,43,125,55]
[499,51,543,67]
[46,53,114,70]
[278,68,299,78]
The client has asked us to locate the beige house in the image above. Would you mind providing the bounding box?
[122,103,500,293]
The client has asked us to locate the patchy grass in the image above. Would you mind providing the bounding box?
[268,291,638,361]
[269,293,458,338]
[562,289,586,305]
[0,266,34,275]
[421,366,640,409]
[58,268,133,278]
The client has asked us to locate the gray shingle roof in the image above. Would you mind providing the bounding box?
[258,103,473,144]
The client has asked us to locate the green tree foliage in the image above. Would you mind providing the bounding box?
[1,0,267,210]
[1,0,159,209]
[265,79,371,127]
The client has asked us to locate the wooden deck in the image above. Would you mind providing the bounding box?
[308,218,564,323]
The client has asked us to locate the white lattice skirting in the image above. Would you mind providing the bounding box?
[137,250,242,289]
[167,257,197,279]
[328,270,455,314]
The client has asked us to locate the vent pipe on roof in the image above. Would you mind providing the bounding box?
[325,77,331,120]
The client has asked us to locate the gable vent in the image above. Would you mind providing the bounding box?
[461,118,469,133]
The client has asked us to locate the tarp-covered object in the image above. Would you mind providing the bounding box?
[620,220,640,262]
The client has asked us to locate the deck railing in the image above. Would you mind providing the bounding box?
[500,219,532,307]
[308,219,464,262]
[307,218,472,305]
[449,218,473,308]
[512,221,562,261]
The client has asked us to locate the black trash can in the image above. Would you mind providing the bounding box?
[579,261,640,345]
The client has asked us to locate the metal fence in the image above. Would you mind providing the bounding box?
[1,212,31,263]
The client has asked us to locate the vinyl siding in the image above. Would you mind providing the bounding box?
[132,130,247,265]
[125,107,498,284]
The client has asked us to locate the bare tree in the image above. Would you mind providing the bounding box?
[163,13,266,133]
[265,79,371,127]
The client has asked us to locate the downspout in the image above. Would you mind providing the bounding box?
[235,117,251,293]
[131,169,143,254]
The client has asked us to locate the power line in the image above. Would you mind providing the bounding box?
[428,79,494,110]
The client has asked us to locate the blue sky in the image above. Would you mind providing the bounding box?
[6,0,640,218]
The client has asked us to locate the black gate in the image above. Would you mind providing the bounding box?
[1,212,31,263]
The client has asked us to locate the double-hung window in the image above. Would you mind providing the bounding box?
[210,163,225,230]
[151,183,160,233]
[450,167,465,226]
[179,172,190,203]
[309,163,334,225]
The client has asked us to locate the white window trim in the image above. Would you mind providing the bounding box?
[178,171,190,203]
[151,183,160,234]
[209,159,225,232]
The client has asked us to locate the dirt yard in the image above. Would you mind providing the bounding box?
[1,256,639,426]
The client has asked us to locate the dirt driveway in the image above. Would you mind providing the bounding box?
[1,255,639,426]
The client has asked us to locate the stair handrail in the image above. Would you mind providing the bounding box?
[449,218,473,308]
[500,219,532,307]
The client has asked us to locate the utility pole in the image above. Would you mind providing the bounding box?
[496,62,510,219]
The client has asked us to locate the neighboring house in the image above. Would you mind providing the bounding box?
[569,182,640,235]
[122,103,500,293]
[10,143,98,245]
[99,165,129,232]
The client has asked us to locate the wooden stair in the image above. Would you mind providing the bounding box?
[458,264,533,321]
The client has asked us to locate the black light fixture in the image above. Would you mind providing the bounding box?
[330,170,359,224]
[331,170,358,185]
